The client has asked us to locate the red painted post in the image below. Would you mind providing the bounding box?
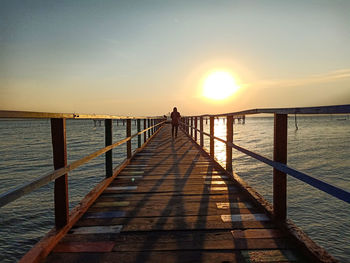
[200,116,204,147]
[226,115,233,173]
[210,116,214,157]
[273,113,288,222]
[105,119,113,178]
[127,119,131,159]
[50,118,69,229]
[194,117,197,142]
[143,119,147,143]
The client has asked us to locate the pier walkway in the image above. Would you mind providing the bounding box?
[44,125,303,263]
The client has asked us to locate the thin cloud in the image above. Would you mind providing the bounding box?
[250,69,350,88]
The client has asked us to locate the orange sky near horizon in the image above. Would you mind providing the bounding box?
[1,1,349,116]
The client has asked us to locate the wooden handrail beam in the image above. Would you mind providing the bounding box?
[0,121,165,208]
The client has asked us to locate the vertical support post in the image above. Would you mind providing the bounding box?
[210,116,214,157]
[148,119,151,138]
[194,117,197,142]
[190,117,193,138]
[127,119,131,159]
[152,119,154,135]
[273,113,288,222]
[51,118,69,229]
[143,119,147,143]
[226,115,233,173]
[105,119,113,178]
[186,117,190,135]
[200,116,204,147]
[137,119,141,148]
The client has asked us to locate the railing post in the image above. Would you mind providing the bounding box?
[200,116,204,147]
[127,119,131,159]
[226,115,233,173]
[190,117,193,138]
[50,118,69,229]
[148,119,151,138]
[137,119,141,148]
[187,118,190,135]
[273,113,288,222]
[143,119,147,143]
[210,116,214,157]
[105,119,113,178]
[152,119,154,135]
[194,117,197,142]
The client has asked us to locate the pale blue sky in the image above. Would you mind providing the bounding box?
[1,0,349,115]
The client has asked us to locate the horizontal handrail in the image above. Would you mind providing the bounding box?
[185,104,350,117]
[0,110,165,120]
[0,120,165,208]
[182,118,350,204]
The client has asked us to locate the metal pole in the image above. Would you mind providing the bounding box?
[226,115,233,173]
[273,113,288,222]
[105,119,113,178]
[51,118,69,229]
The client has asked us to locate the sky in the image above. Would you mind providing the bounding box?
[1,0,350,116]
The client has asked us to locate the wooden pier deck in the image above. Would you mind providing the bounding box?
[43,124,305,263]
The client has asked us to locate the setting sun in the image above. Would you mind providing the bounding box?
[203,71,239,100]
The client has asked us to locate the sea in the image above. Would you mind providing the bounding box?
[0,116,349,262]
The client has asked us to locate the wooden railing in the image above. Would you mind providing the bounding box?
[0,110,165,229]
[181,104,350,222]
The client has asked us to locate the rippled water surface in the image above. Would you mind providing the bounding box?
[0,116,349,262]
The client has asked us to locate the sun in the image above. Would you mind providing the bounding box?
[203,71,239,100]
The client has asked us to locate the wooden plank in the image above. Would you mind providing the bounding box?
[45,251,243,263]
[84,211,126,219]
[53,241,115,253]
[231,229,284,239]
[216,202,253,209]
[221,214,270,222]
[241,249,298,262]
[71,225,123,234]
[92,201,130,207]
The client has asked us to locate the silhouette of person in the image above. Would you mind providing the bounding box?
[170,107,181,139]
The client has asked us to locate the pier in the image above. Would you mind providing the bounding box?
[0,105,350,262]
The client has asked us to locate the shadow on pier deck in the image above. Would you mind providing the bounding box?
[45,125,303,263]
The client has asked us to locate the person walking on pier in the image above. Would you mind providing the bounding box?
[171,107,181,139]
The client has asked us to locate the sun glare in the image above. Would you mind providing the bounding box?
[203,71,239,100]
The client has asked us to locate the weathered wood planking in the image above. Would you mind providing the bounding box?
[45,125,305,263]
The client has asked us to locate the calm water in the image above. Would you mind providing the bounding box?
[0,116,349,262]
